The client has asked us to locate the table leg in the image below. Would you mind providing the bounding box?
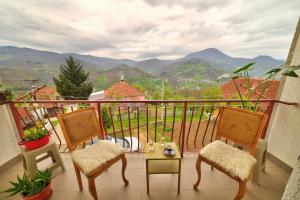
[178,159,181,194]
[146,160,149,194]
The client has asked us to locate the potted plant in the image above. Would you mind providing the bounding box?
[1,169,54,200]
[18,123,50,150]
[0,84,13,102]
[217,62,300,111]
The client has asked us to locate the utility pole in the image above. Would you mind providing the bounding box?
[160,72,167,134]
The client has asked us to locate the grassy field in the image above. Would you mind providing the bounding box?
[103,105,215,144]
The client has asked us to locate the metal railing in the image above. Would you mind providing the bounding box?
[6,99,297,157]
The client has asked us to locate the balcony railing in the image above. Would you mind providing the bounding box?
[5,99,297,157]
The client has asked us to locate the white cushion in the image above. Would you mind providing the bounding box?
[200,140,257,180]
[71,140,124,176]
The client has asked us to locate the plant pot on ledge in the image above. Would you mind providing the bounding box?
[19,134,50,150]
[18,125,51,150]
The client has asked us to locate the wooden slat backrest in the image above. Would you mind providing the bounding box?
[58,107,102,151]
[216,106,269,153]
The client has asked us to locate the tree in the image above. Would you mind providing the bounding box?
[53,56,93,100]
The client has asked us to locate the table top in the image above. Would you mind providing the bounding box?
[145,142,181,160]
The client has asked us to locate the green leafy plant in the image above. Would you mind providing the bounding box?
[23,124,48,141]
[1,169,53,197]
[217,63,300,110]
[102,107,112,130]
[0,84,13,101]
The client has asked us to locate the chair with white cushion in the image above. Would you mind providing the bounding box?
[193,106,268,200]
[58,107,129,200]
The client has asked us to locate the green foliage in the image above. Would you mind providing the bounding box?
[201,85,223,99]
[51,119,59,127]
[0,84,14,101]
[1,169,53,197]
[23,124,48,141]
[233,62,255,74]
[131,82,144,92]
[164,127,172,132]
[94,75,109,90]
[0,54,12,61]
[78,103,90,108]
[53,56,93,100]
[175,63,205,80]
[102,107,112,130]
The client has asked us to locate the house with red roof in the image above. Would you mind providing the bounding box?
[16,85,61,127]
[104,80,145,101]
[16,107,36,128]
[33,86,60,101]
[221,78,280,100]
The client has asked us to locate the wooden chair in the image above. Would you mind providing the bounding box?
[57,107,129,200]
[193,106,268,200]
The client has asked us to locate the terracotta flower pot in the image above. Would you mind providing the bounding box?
[18,134,50,150]
[22,182,52,200]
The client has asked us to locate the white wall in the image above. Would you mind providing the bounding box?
[0,104,20,166]
[267,19,300,168]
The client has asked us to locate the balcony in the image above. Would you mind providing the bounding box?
[0,99,297,200]
[0,151,291,200]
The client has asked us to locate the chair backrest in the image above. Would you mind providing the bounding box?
[57,107,102,151]
[216,106,268,153]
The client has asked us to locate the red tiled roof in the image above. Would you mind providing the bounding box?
[17,107,31,118]
[221,78,280,99]
[35,86,57,97]
[104,81,144,99]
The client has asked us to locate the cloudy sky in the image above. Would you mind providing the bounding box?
[0,0,299,60]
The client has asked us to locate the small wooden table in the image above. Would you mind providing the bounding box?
[145,142,181,194]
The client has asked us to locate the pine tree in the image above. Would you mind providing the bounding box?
[53,56,93,100]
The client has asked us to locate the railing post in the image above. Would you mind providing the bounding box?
[97,102,105,139]
[9,103,24,139]
[181,102,187,158]
[261,101,275,139]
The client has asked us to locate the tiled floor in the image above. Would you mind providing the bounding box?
[0,153,290,200]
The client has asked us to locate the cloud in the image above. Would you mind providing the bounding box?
[0,0,299,60]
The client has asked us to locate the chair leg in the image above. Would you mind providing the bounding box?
[121,154,129,186]
[88,178,98,200]
[73,163,83,191]
[234,180,247,200]
[193,155,202,190]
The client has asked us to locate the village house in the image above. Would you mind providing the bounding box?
[33,85,60,101]
[221,78,280,100]
[104,79,145,101]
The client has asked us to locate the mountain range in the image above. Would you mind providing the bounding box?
[0,46,284,91]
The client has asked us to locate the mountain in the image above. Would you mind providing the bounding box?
[64,53,135,69]
[94,64,153,89]
[133,58,174,74]
[253,55,283,68]
[183,48,284,74]
[159,58,225,88]
[0,46,103,90]
[0,46,284,92]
